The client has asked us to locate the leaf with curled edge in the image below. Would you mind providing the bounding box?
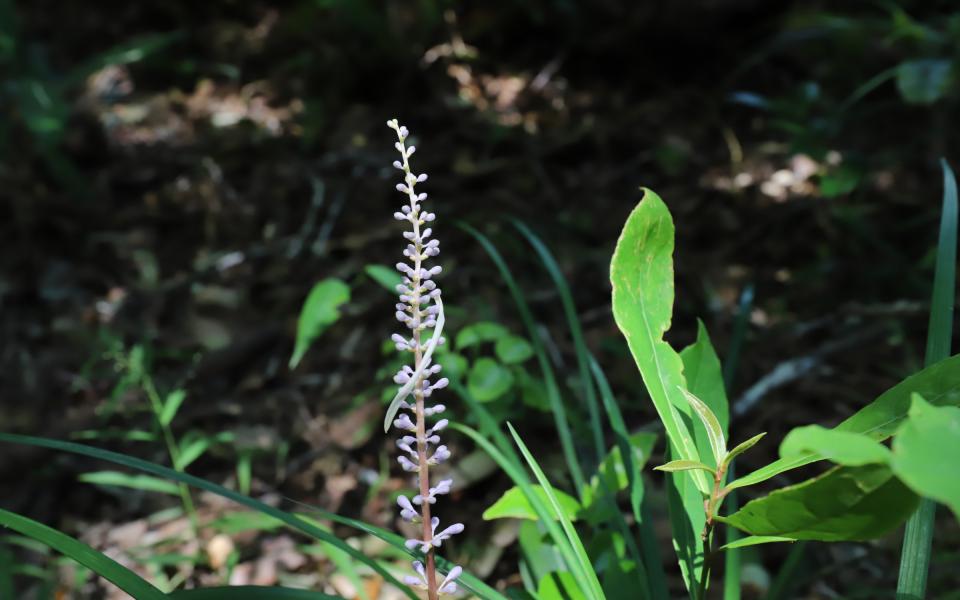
[384,296,446,432]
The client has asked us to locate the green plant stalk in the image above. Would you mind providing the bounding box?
[141,373,199,538]
[897,160,957,598]
[723,284,754,600]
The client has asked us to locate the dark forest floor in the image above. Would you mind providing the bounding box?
[1,1,958,598]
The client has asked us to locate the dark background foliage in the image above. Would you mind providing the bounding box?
[1,0,958,596]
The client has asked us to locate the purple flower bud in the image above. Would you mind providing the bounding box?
[417,173,428,182]
[406,145,416,156]
[393,160,403,169]
[397,455,419,472]
[394,414,416,431]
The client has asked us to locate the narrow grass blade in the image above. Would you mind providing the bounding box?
[897,158,958,599]
[765,542,808,600]
[0,543,15,600]
[507,423,605,600]
[453,423,596,598]
[722,283,753,600]
[79,471,180,495]
[511,220,606,466]
[591,354,667,598]
[460,222,586,493]
[169,587,340,599]
[0,433,510,600]
[0,508,166,600]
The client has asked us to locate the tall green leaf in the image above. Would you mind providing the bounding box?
[460,223,586,493]
[512,220,606,466]
[898,158,958,599]
[0,508,166,600]
[610,189,709,495]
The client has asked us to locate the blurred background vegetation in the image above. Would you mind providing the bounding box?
[1,0,959,597]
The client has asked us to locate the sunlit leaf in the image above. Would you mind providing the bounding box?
[289,279,350,369]
[482,485,582,522]
[610,188,708,495]
[494,335,534,364]
[892,394,960,519]
[780,426,891,466]
[467,357,514,402]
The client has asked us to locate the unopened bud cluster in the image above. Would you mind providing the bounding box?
[386,119,463,597]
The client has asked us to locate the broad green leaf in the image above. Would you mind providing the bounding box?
[722,433,766,471]
[159,389,187,427]
[517,367,550,411]
[437,352,468,383]
[720,536,795,550]
[495,335,534,364]
[483,485,582,522]
[289,279,350,368]
[680,320,730,470]
[364,264,402,293]
[467,358,515,402]
[679,388,726,466]
[718,464,918,541]
[655,459,716,474]
[79,471,179,495]
[892,395,960,519]
[169,587,339,599]
[175,435,212,471]
[455,321,508,349]
[610,189,709,495]
[780,426,891,467]
[896,59,952,105]
[582,432,656,509]
[536,571,581,600]
[508,424,605,600]
[728,353,960,490]
[0,509,165,600]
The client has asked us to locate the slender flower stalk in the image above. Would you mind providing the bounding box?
[386,119,463,599]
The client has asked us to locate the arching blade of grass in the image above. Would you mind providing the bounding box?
[590,354,668,599]
[723,284,754,600]
[507,423,605,600]
[460,222,586,493]
[511,220,606,467]
[0,433,505,600]
[897,159,958,599]
[0,508,166,600]
[453,423,598,598]
[169,586,341,599]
